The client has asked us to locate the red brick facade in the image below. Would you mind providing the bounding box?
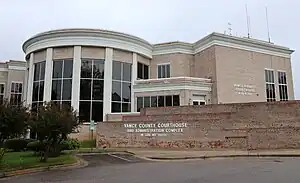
[97,101,300,150]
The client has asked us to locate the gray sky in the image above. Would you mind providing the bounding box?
[1,0,299,98]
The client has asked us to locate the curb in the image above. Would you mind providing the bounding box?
[146,154,300,160]
[0,156,88,179]
[77,150,135,156]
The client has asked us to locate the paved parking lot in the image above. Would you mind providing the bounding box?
[1,154,300,183]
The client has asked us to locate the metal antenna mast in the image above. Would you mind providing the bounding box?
[245,4,251,38]
[266,6,271,43]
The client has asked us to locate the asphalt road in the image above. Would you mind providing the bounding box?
[2,154,300,183]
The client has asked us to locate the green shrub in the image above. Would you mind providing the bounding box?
[60,139,80,151]
[4,138,35,152]
[26,141,44,152]
[80,139,96,148]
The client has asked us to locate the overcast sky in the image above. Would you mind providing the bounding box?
[0,0,299,98]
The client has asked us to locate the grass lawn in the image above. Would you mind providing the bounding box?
[0,151,77,172]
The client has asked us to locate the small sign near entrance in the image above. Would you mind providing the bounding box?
[90,120,95,130]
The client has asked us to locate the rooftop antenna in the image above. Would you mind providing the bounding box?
[265,6,271,43]
[245,4,251,38]
[228,23,232,35]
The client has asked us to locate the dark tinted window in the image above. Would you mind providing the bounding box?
[123,63,131,82]
[53,61,63,78]
[93,60,105,79]
[79,101,91,122]
[166,95,172,106]
[63,60,73,78]
[80,79,92,100]
[51,80,61,100]
[62,79,72,100]
[112,61,121,80]
[144,97,150,108]
[112,81,121,101]
[93,80,104,100]
[81,60,92,78]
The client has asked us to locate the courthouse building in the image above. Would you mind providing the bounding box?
[14,28,294,122]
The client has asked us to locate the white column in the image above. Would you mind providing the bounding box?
[26,53,34,107]
[131,53,137,112]
[71,46,82,114]
[103,48,113,121]
[43,48,53,102]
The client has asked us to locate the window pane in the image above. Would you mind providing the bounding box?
[34,63,40,81]
[93,80,104,100]
[11,83,15,93]
[166,95,172,106]
[161,65,166,78]
[40,62,45,80]
[137,97,143,112]
[39,81,44,101]
[0,95,3,105]
[122,102,131,112]
[158,96,165,107]
[112,61,121,80]
[111,102,121,113]
[32,82,39,102]
[123,63,132,82]
[80,79,91,100]
[63,60,73,78]
[158,65,162,78]
[144,96,150,108]
[173,95,180,106]
[92,102,103,122]
[81,60,92,78]
[53,61,63,78]
[61,101,71,109]
[93,60,105,79]
[278,72,287,84]
[0,84,4,94]
[62,79,72,100]
[144,65,149,79]
[79,101,91,122]
[18,83,23,93]
[166,64,170,78]
[122,82,131,102]
[112,81,121,101]
[138,62,143,79]
[151,96,157,107]
[51,80,61,100]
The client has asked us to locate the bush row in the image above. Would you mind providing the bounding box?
[4,138,80,152]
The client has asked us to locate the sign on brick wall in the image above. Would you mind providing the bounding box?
[124,122,188,137]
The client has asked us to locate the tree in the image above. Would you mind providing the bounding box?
[0,100,28,161]
[28,102,79,162]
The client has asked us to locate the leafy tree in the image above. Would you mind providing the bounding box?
[0,100,28,161]
[28,102,79,162]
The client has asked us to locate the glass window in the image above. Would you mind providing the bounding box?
[81,60,92,78]
[80,79,92,100]
[51,80,61,100]
[265,70,276,102]
[158,64,170,78]
[137,97,143,112]
[79,101,91,122]
[112,81,121,102]
[123,63,131,82]
[150,96,157,107]
[62,79,72,100]
[10,82,23,105]
[122,82,131,102]
[93,60,105,79]
[32,61,46,104]
[63,60,73,78]
[112,102,121,113]
[173,95,180,106]
[112,61,121,80]
[165,95,172,106]
[0,84,4,105]
[137,62,149,79]
[158,96,165,107]
[53,61,63,78]
[111,61,132,113]
[92,102,103,122]
[79,59,105,122]
[278,71,288,101]
[92,80,104,100]
[144,97,150,108]
[52,60,73,105]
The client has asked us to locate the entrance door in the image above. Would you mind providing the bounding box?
[193,100,205,105]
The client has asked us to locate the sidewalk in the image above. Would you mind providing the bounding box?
[122,148,300,160]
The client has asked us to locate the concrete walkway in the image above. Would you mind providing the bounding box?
[122,149,300,159]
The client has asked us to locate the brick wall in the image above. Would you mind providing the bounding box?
[96,101,300,150]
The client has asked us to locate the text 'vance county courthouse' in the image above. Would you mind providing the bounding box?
[1,28,295,122]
